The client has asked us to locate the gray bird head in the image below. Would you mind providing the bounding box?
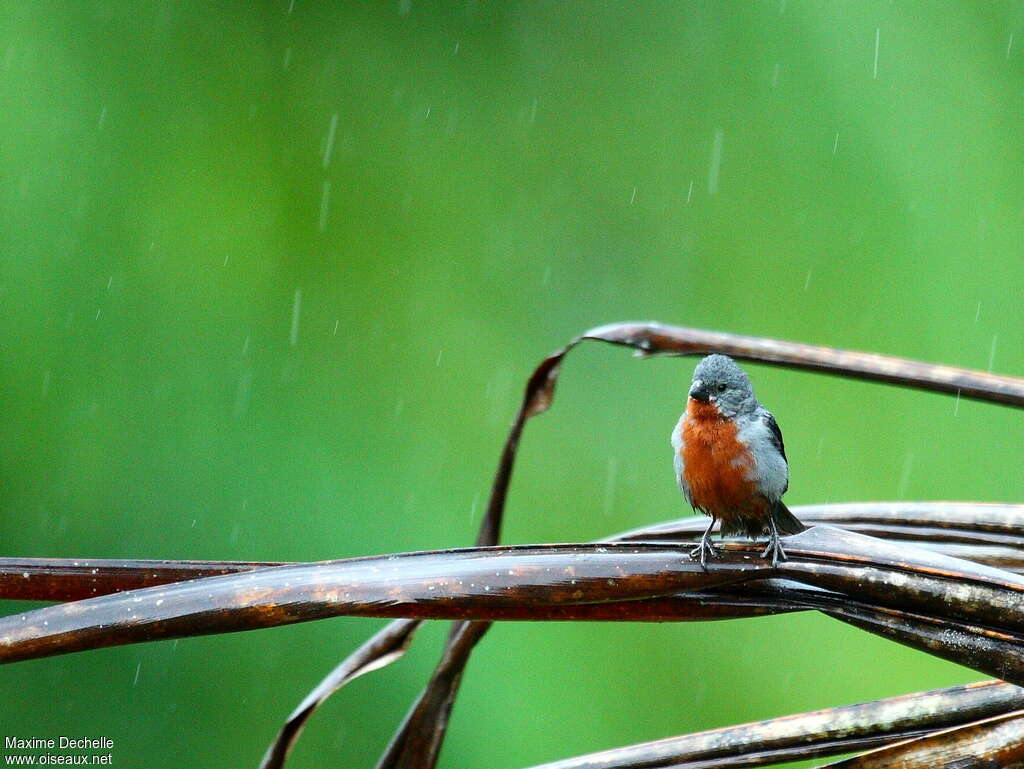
[688,354,757,417]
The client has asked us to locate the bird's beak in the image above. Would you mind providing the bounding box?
[689,380,710,403]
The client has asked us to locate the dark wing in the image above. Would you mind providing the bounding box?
[762,411,787,463]
[762,410,788,494]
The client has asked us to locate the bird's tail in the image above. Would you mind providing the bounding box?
[771,501,807,535]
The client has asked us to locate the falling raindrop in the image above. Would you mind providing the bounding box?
[873,28,880,79]
[897,452,913,497]
[323,112,339,168]
[708,130,723,194]
[318,181,331,231]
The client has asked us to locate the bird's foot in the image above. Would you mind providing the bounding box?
[760,535,787,568]
[689,538,719,570]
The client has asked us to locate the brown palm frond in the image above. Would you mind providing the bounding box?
[5,322,1024,768]
[523,681,1024,769]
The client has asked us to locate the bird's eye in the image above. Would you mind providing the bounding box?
[717,383,727,393]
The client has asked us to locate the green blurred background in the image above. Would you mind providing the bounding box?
[2,1,1023,766]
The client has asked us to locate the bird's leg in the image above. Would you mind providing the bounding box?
[760,516,787,567]
[689,516,719,569]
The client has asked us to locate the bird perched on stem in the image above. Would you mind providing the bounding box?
[671,354,805,567]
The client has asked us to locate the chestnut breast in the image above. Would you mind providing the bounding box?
[680,399,762,517]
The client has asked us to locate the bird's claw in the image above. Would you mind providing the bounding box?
[689,538,719,570]
[760,536,787,568]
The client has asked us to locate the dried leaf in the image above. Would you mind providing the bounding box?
[0,557,283,602]
[575,322,1024,406]
[525,680,1024,769]
[6,503,1024,605]
[6,528,1024,672]
[619,502,1024,548]
[816,710,1024,768]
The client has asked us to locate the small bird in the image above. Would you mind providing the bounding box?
[671,354,805,567]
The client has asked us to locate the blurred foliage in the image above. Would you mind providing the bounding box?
[1,1,1023,767]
